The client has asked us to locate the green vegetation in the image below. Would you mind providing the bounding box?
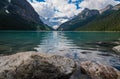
[76,10,120,31]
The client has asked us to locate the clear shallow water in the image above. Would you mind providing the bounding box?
[0,31,120,70]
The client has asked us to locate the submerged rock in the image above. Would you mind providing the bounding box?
[80,61,120,79]
[113,45,120,53]
[94,41,119,47]
[86,41,120,48]
[0,52,76,79]
[81,51,92,54]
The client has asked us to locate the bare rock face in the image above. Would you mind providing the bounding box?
[99,4,113,14]
[80,61,119,79]
[113,45,120,53]
[0,52,76,79]
[113,4,120,10]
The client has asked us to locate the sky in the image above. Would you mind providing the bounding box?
[27,0,120,29]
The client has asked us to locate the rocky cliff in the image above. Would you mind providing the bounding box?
[0,0,48,30]
[99,4,113,14]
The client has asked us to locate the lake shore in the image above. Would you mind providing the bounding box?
[0,31,120,79]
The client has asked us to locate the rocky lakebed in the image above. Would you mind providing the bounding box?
[0,45,120,79]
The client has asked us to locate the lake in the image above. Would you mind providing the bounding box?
[0,31,120,70]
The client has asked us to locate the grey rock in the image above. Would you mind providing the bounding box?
[80,61,120,79]
[0,52,76,79]
[113,45,120,53]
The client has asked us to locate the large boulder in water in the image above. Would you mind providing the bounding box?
[0,52,76,79]
[80,61,120,79]
[113,45,120,53]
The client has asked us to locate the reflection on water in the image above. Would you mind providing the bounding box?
[0,31,120,70]
[35,31,120,69]
[35,31,80,54]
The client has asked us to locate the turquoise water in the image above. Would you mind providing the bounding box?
[0,31,120,69]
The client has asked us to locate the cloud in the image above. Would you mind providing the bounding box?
[27,0,120,28]
[29,1,55,19]
[79,0,120,10]
[29,0,79,18]
[27,0,83,28]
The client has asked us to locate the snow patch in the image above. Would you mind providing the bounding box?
[53,25,59,29]
[5,10,10,14]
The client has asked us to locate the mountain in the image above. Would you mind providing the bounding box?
[99,4,113,14]
[58,4,120,31]
[0,0,49,30]
[57,8,99,31]
[113,4,120,10]
[40,16,69,30]
[75,4,120,31]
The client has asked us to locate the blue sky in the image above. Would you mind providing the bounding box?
[29,0,120,10]
[30,0,120,9]
[30,0,83,9]
[28,0,120,29]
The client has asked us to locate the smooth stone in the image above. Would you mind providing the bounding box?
[0,52,76,79]
[113,45,120,53]
[80,61,120,79]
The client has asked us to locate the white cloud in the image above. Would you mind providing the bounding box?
[79,0,120,10]
[29,1,55,19]
[27,0,120,28]
[53,25,59,29]
[27,0,82,28]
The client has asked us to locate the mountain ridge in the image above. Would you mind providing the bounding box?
[75,4,120,31]
[57,3,120,31]
[57,8,99,31]
[0,0,50,30]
